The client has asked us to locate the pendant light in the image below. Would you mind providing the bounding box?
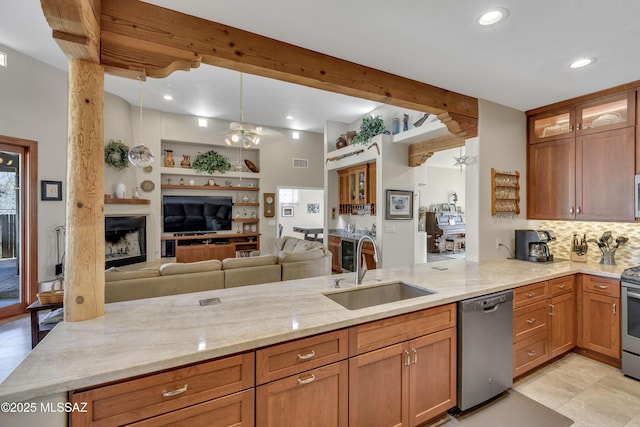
[128,78,155,168]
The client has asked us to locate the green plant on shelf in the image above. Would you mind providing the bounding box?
[191,150,232,174]
[352,115,387,145]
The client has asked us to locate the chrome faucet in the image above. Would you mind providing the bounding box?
[355,235,381,285]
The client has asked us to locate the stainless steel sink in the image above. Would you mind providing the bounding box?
[324,281,435,310]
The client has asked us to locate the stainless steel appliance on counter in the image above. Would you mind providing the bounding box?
[621,266,640,380]
[455,290,513,412]
[515,229,556,262]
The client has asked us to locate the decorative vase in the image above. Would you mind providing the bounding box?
[392,118,400,135]
[164,150,175,167]
[336,135,347,149]
[242,194,250,202]
[115,183,126,199]
[180,154,191,168]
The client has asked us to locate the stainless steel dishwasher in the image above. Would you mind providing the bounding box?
[455,289,513,412]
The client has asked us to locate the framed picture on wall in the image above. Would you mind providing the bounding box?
[41,180,62,201]
[282,206,294,217]
[385,189,413,220]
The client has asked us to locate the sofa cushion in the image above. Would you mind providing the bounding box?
[278,248,324,263]
[105,268,160,282]
[222,255,278,270]
[160,259,223,276]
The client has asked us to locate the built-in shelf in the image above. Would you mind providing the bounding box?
[104,198,150,205]
[233,218,260,223]
[160,167,261,179]
[234,202,260,207]
[161,184,259,192]
[391,121,450,144]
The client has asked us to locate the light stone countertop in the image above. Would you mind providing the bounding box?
[0,258,629,402]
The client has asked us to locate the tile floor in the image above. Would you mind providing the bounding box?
[1,314,640,427]
[513,352,640,427]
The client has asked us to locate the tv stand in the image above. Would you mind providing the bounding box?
[162,233,260,263]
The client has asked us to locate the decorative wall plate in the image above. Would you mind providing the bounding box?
[140,180,155,192]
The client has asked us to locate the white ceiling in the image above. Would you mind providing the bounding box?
[1,0,639,136]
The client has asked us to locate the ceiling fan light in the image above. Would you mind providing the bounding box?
[253,136,260,145]
[231,133,240,143]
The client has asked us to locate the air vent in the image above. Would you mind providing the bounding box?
[292,158,309,168]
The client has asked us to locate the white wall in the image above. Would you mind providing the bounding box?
[465,99,529,262]
[418,166,465,212]
[278,188,324,238]
[0,44,68,282]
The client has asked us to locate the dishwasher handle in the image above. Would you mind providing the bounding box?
[483,304,500,313]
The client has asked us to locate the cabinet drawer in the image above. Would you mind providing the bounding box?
[69,352,255,427]
[349,304,456,355]
[549,275,575,297]
[513,300,548,343]
[256,329,348,384]
[513,281,549,309]
[128,389,254,427]
[583,275,620,298]
[513,331,548,378]
[256,361,348,427]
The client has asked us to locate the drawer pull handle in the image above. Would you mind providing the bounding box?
[549,304,555,316]
[404,350,411,367]
[297,350,316,360]
[162,384,188,397]
[527,350,536,357]
[526,318,537,324]
[596,284,608,289]
[557,284,566,289]
[412,348,418,364]
[526,292,536,297]
[297,374,316,385]
[613,303,617,315]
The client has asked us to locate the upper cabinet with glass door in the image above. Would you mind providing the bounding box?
[529,107,575,143]
[576,91,635,136]
[529,91,635,143]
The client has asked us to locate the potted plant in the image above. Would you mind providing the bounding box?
[352,115,387,145]
[191,150,232,174]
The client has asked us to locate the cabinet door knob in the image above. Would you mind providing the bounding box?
[549,304,555,315]
[569,207,574,215]
[526,292,536,298]
[613,303,617,315]
[596,284,608,290]
[404,350,411,367]
[526,318,537,324]
[576,206,582,215]
[527,350,536,357]
[558,284,566,289]
[412,348,418,364]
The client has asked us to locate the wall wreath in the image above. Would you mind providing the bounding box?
[104,140,130,171]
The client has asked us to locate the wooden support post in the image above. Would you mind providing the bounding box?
[64,59,105,321]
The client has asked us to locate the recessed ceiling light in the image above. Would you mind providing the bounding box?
[477,8,509,26]
[163,94,173,101]
[286,115,294,120]
[569,57,596,69]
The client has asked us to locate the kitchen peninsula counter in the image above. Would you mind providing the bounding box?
[0,259,628,403]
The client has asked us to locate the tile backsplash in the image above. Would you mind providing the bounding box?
[539,220,640,266]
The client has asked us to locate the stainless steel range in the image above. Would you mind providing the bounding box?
[620,266,640,380]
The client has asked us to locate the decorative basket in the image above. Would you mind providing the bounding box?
[37,279,64,304]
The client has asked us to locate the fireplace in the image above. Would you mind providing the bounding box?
[105,216,147,268]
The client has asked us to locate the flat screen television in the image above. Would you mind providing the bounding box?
[163,195,233,233]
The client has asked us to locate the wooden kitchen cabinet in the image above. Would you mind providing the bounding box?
[348,304,456,426]
[512,276,576,378]
[255,330,349,427]
[328,235,342,273]
[69,352,255,426]
[548,275,576,359]
[582,275,620,360]
[337,162,376,215]
[256,361,348,427]
[527,89,636,221]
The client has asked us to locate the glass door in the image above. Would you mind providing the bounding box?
[0,144,23,316]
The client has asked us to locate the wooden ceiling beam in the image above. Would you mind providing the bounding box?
[41,0,101,62]
[408,133,465,167]
[100,0,477,138]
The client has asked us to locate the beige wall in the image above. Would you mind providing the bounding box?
[0,44,68,282]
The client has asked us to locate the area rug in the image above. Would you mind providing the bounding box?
[433,390,573,427]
